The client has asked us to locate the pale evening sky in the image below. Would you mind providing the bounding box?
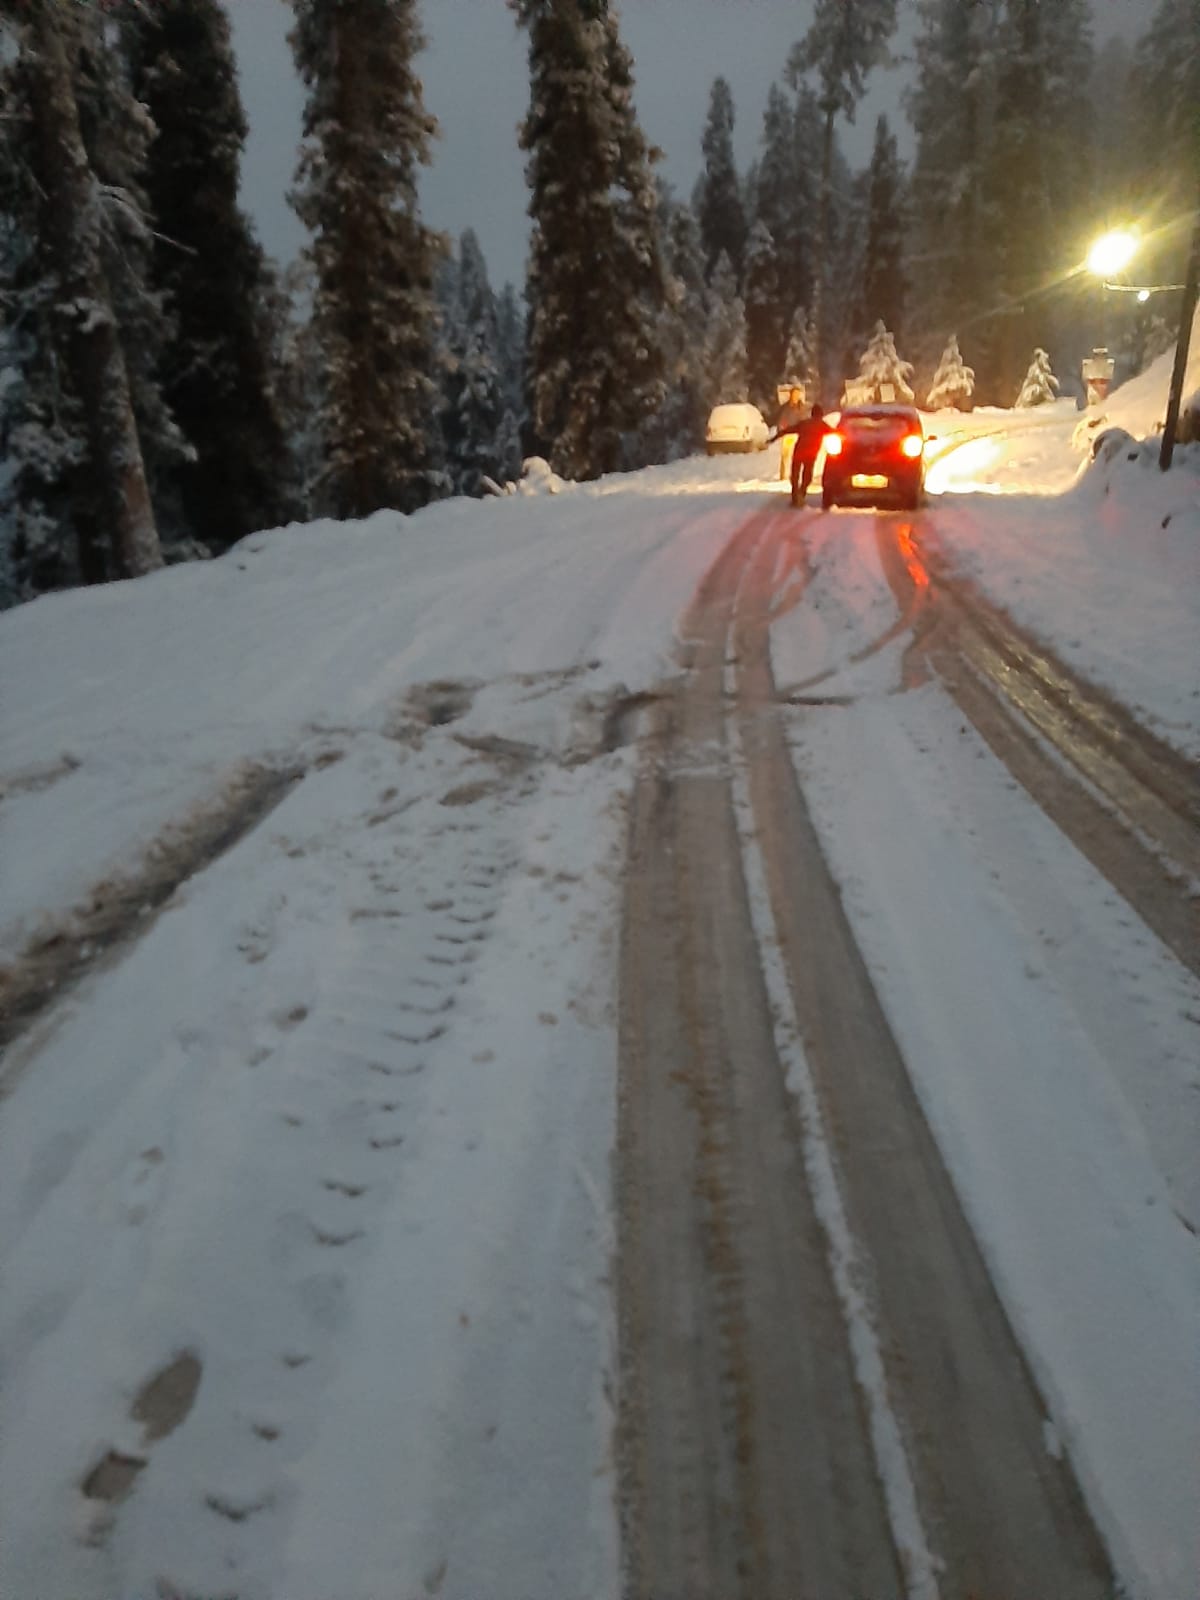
[223,0,1154,293]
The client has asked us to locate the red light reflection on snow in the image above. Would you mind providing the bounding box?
[895,523,930,590]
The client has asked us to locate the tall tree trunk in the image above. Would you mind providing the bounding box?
[814,100,835,405]
[24,1,162,578]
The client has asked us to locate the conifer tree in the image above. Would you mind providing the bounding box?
[513,0,667,479]
[704,252,749,405]
[926,335,975,410]
[495,285,526,416]
[1131,0,1200,216]
[441,230,506,496]
[656,202,710,458]
[494,282,526,477]
[1015,347,1058,407]
[906,0,1001,384]
[273,256,324,516]
[787,0,898,397]
[290,0,444,519]
[596,3,670,468]
[74,17,193,537]
[854,320,915,403]
[126,0,292,550]
[753,84,818,356]
[986,0,1093,397]
[697,77,747,280]
[0,41,91,600]
[783,306,819,398]
[743,221,784,413]
[8,2,162,582]
[859,116,907,343]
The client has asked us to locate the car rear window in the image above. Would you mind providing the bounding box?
[842,413,915,441]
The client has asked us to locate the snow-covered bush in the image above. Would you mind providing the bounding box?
[851,320,915,404]
[516,457,569,496]
[926,335,975,410]
[1016,348,1059,407]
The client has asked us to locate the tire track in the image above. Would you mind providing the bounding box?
[877,522,1200,978]
[0,762,303,1069]
[618,502,1115,1598]
[617,505,900,1599]
[732,523,1114,1597]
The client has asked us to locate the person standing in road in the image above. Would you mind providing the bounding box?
[774,403,833,508]
[773,385,806,482]
[775,385,806,433]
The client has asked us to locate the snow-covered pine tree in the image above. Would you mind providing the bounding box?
[859,116,907,344]
[595,4,669,469]
[655,201,710,458]
[494,282,526,478]
[513,0,667,480]
[697,77,747,281]
[125,0,292,552]
[906,0,1001,391]
[753,86,793,260]
[743,221,784,414]
[787,0,898,399]
[986,0,1093,399]
[1015,347,1058,407]
[271,255,324,517]
[925,335,975,410]
[495,285,525,417]
[0,39,93,601]
[752,84,817,369]
[442,230,506,497]
[290,0,445,519]
[854,320,915,403]
[704,252,749,406]
[1132,0,1200,214]
[74,16,193,544]
[823,140,867,403]
[8,1,162,582]
[1090,38,1141,222]
[783,306,819,399]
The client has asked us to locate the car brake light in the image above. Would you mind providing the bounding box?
[901,434,924,458]
[824,433,844,456]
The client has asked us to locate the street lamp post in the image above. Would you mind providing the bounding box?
[1085,222,1200,470]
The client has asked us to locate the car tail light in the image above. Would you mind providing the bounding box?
[901,434,924,459]
[824,433,844,456]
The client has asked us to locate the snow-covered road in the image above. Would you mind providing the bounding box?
[1,372,1198,1599]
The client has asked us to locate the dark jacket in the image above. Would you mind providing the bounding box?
[775,400,806,432]
[778,415,832,460]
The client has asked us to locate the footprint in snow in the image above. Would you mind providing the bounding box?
[80,1351,203,1512]
[121,1145,166,1226]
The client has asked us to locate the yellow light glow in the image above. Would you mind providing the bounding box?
[901,434,924,458]
[1087,230,1139,277]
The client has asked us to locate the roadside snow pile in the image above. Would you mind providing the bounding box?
[1074,430,1200,555]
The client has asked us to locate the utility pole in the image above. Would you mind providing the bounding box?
[1159,208,1200,472]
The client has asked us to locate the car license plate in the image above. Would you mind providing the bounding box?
[851,473,889,489]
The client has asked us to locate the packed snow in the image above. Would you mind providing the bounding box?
[1,333,1198,1599]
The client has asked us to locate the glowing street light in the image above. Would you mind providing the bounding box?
[1087,229,1140,278]
[1084,217,1199,469]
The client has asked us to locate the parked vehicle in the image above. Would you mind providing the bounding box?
[820,404,930,510]
[705,403,770,455]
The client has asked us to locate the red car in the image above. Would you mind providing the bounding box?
[821,404,928,511]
